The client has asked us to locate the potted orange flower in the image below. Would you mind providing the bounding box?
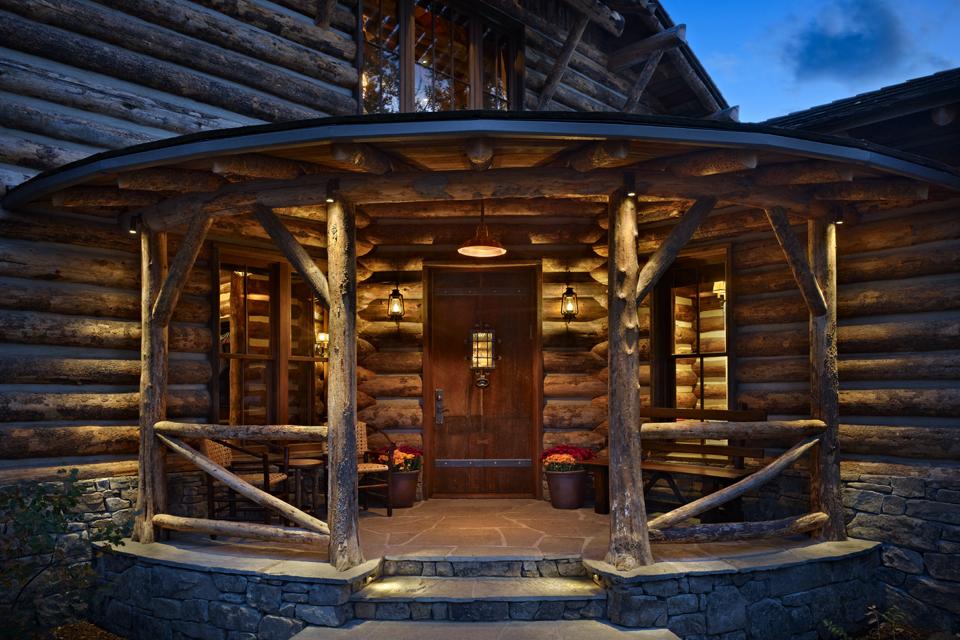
[541,445,594,509]
[378,445,422,508]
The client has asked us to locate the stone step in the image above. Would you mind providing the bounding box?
[381,556,586,578]
[351,576,607,621]
[293,619,680,639]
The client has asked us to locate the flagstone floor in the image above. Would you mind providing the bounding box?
[358,498,807,562]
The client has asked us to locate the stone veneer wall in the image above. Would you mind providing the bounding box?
[593,541,881,639]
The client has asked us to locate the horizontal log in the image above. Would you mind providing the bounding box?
[157,434,329,534]
[360,351,422,374]
[668,150,757,177]
[542,296,606,322]
[737,352,960,383]
[543,373,606,398]
[357,391,376,411]
[641,420,826,440]
[360,198,608,220]
[12,0,354,114]
[638,209,804,255]
[814,179,929,202]
[100,0,356,86]
[118,168,225,192]
[0,57,255,136]
[52,187,162,208]
[153,514,327,545]
[0,424,138,458]
[0,92,162,149]
[649,512,828,543]
[358,375,422,398]
[647,434,821,529]
[841,388,960,417]
[840,208,960,254]
[367,430,422,451]
[0,388,209,422]
[542,429,607,450]
[542,350,606,373]
[753,161,854,186]
[543,319,608,349]
[155,421,328,440]
[0,235,208,296]
[543,400,605,430]
[0,355,210,385]
[359,321,422,349]
[0,310,212,352]
[0,126,99,170]
[0,276,209,323]
[735,390,807,415]
[839,424,960,460]
[360,299,422,323]
[0,9,319,122]
[360,222,604,246]
[0,455,138,484]
[358,399,422,430]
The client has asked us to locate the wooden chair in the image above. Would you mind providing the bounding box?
[202,439,288,524]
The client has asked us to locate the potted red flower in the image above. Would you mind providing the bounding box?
[378,445,423,508]
[541,445,594,509]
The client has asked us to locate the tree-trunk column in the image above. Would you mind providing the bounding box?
[327,199,363,570]
[808,218,845,540]
[133,230,168,543]
[606,191,654,569]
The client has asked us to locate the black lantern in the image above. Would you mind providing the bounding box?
[387,283,405,326]
[560,285,579,324]
[469,325,496,388]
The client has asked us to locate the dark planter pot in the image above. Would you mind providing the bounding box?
[390,470,420,508]
[546,470,586,509]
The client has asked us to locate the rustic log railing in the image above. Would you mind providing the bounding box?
[640,421,826,542]
[132,191,363,570]
[154,428,330,540]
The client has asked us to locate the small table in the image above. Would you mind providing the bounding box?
[581,458,610,514]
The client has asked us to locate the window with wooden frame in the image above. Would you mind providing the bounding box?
[214,251,328,427]
[360,0,521,113]
[651,250,731,412]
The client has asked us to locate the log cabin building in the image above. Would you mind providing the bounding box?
[0,1,958,638]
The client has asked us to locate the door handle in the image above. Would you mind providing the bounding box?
[435,389,444,425]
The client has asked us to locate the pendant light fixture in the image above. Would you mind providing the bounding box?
[458,200,506,258]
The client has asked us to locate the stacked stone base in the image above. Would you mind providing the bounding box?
[92,539,880,639]
[590,539,881,640]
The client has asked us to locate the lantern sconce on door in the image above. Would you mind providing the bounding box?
[468,324,498,388]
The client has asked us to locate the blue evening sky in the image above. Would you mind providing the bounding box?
[666,0,960,122]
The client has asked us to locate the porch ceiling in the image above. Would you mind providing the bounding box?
[3,111,959,230]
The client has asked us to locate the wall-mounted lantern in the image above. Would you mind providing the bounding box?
[560,285,579,324]
[469,325,496,388]
[387,282,405,327]
[712,280,726,302]
[315,331,330,359]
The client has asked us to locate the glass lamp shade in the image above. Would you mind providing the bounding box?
[470,327,495,388]
[387,287,405,322]
[560,286,579,322]
[315,331,329,359]
[458,225,506,258]
[712,280,726,301]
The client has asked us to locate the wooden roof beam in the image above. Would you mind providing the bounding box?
[117,168,225,193]
[315,0,336,28]
[705,105,740,122]
[813,178,929,201]
[465,137,495,171]
[636,197,717,305]
[537,12,590,109]
[561,0,625,37]
[765,205,827,317]
[623,49,664,113]
[668,149,758,177]
[253,204,331,307]
[212,154,324,180]
[754,161,855,186]
[608,24,686,72]
[52,187,161,208]
[568,140,631,172]
[331,142,393,175]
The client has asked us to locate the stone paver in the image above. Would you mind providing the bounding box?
[292,620,680,640]
[353,577,605,602]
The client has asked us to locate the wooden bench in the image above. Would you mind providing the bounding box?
[584,408,767,517]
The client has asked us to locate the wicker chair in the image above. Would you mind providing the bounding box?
[202,439,288,524]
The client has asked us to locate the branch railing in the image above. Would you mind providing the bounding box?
[150,421,330,545]
[638,419,828,544]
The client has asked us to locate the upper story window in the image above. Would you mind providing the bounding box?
[361,0,519,113]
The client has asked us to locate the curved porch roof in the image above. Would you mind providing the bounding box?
[4,111,958,223]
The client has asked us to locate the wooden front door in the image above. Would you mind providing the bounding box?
[424,266,541,498]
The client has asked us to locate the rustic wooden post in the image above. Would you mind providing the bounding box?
[132,229,168,544]
[808,218,846,540]
[327,198,363,570]
[606,189,654,570]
